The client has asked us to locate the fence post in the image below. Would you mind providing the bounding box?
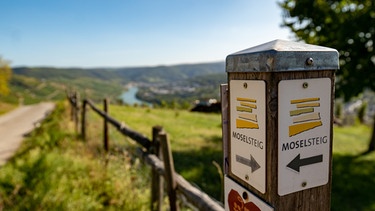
[151,126,164,211]
[220,84,229,176]
[160,132,179,211]
[74,92,80,134]
[103,98,109,152]
[81,99,87,141]
[69,91,74,121]
[224,40,339,210]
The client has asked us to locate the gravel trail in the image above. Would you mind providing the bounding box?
[0,102,55,166]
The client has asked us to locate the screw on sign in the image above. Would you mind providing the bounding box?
[227,189,260,211]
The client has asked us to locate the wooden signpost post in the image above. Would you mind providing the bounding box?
[223,40,339,210]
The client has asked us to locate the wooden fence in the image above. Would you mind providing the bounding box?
[67,92,224,211]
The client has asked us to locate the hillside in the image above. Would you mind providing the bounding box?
[0,74,123,105]
[12,62,225,84]
[9,62,226,105]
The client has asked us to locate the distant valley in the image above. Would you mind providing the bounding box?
[7,62,226,107]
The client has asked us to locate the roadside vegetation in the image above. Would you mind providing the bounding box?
[0,56,13,114]
[0,101,16,115]
[0,100,375,210]
[0,102,150,210]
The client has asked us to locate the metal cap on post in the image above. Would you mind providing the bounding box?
[226,39,339,72]
[223,40,339,211]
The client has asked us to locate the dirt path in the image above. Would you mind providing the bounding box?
[0,102,55,166]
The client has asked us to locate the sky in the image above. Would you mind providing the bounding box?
[0,0,292,68]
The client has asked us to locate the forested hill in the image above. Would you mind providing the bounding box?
[12,62,225,84]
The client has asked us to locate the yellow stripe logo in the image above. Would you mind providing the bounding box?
[289,97,322,137]
[235,97,259,129]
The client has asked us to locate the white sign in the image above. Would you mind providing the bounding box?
[230,80,266,193]
[225,176,273,211]
[278,78,331,196]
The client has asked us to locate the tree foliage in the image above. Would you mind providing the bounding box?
[279,0,375,100]
[0,57,12,96]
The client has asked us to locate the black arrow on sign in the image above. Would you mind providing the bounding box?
[287,154,323,172]
[236,154,260,173]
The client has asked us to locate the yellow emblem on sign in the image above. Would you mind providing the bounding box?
[235,97,259,129]
[288,97,323,137]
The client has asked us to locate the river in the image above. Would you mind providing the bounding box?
[120,86,150,106]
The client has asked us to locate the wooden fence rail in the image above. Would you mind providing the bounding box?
[68,92,224,211]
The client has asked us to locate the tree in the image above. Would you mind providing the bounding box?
[279,0,375,152]
[0,57,11,96]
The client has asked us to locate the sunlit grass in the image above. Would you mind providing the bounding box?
[107,105,223,200]
[333,124,372,155]
[108,105,222,151]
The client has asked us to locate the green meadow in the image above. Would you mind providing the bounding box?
[0,102,375,210]
[332,125,375,211]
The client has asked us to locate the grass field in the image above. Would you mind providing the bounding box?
[1,102,375,210]
[107,105,224,200]
[332,125,375,211]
